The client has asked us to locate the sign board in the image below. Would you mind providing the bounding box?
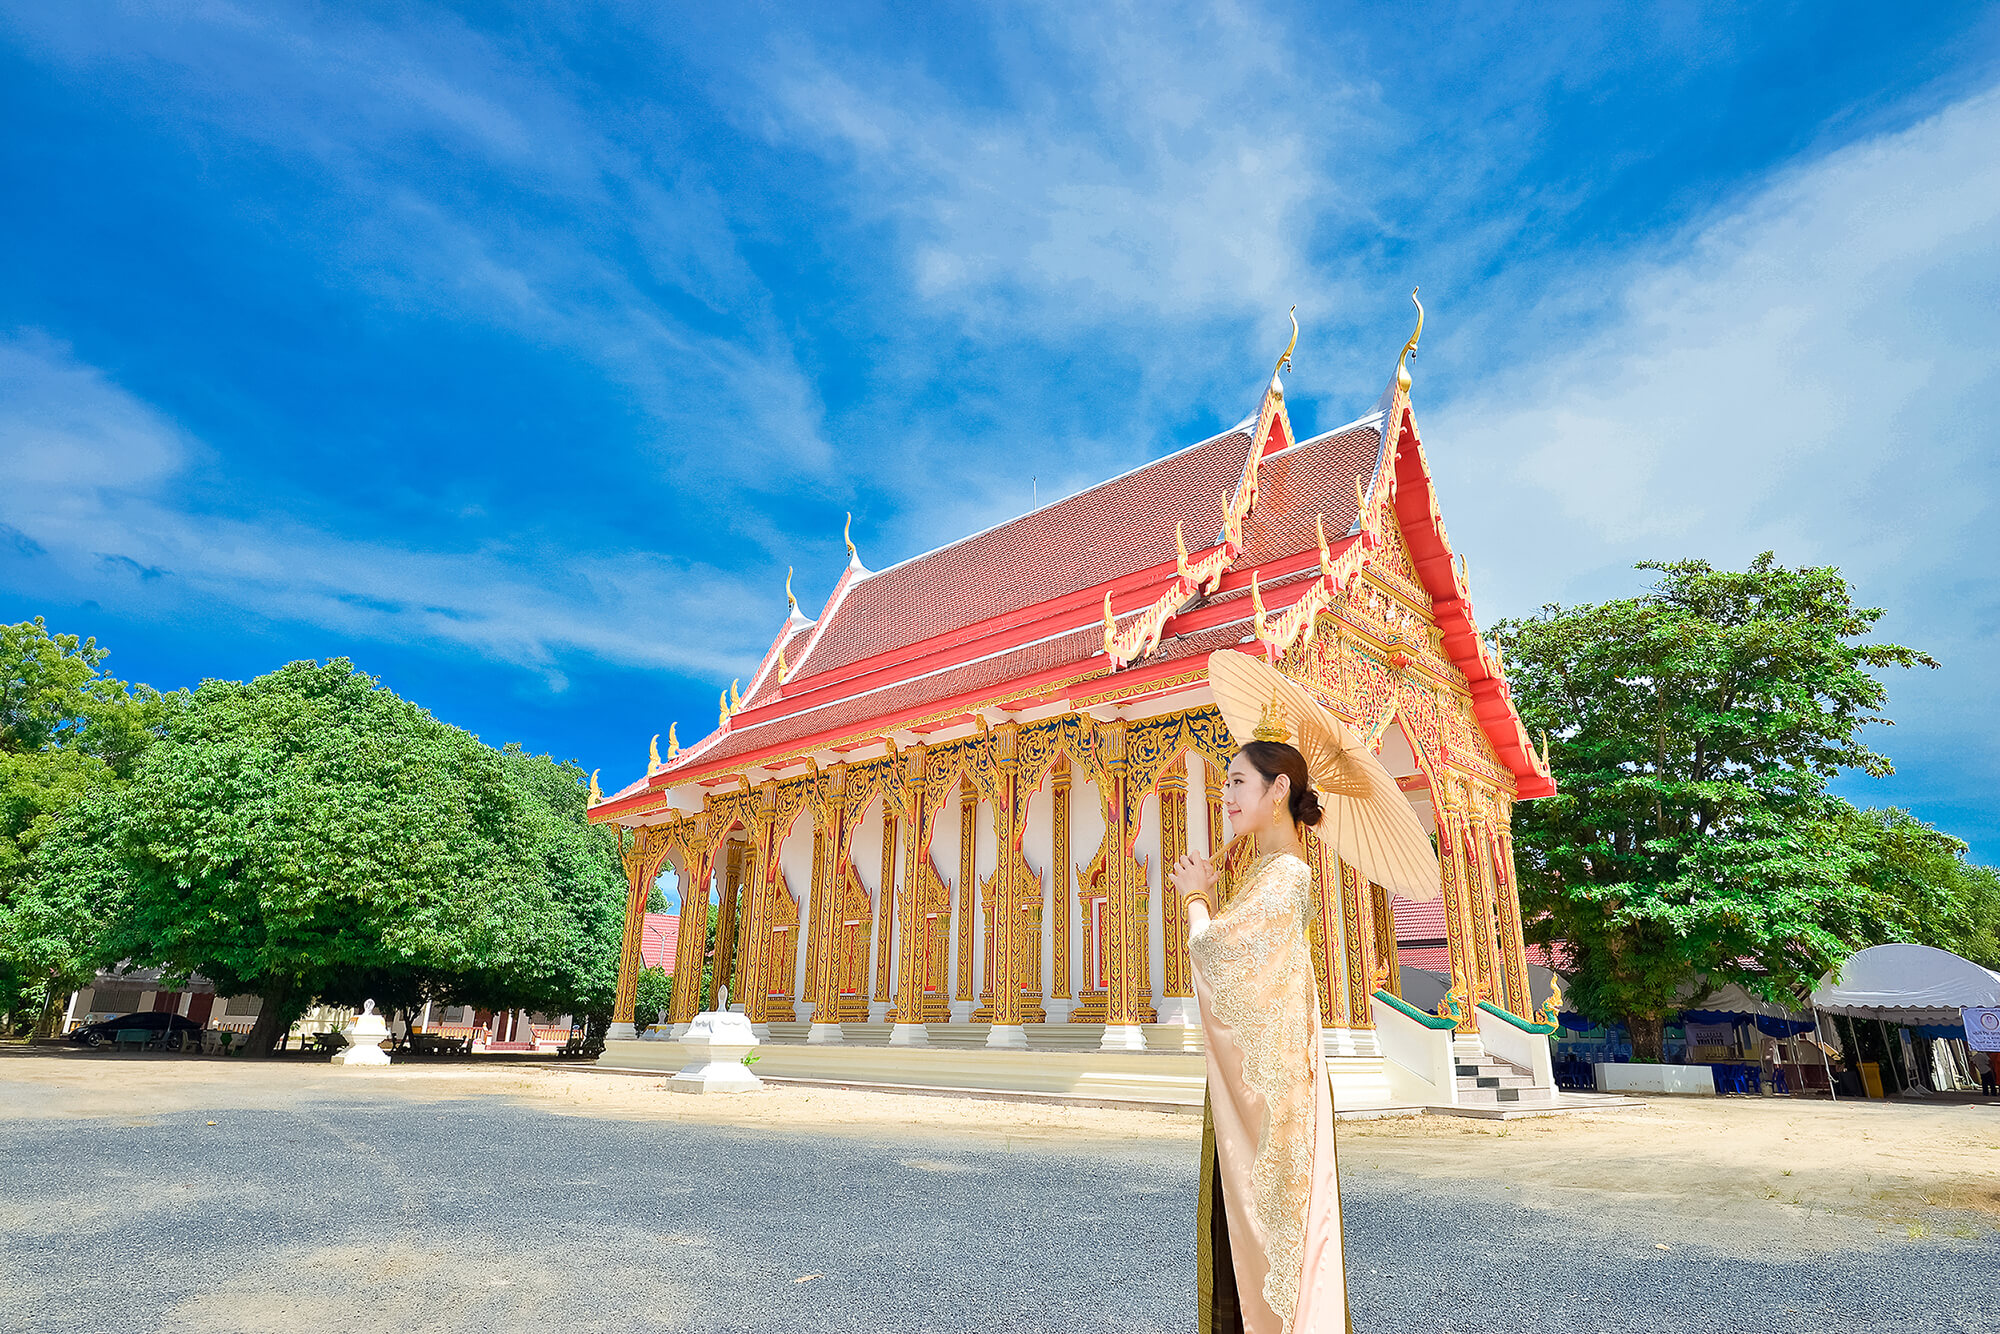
[1963,1008,2000,1053]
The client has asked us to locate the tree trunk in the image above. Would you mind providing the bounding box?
[242,981,297,1057]
[1627,1012,1666,1063]
[29,979,70,1041]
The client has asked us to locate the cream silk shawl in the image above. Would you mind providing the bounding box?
[1191,852,1348,1334]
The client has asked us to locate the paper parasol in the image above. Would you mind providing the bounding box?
[1207,649,1442,903]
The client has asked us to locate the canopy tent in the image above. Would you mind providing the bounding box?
[1810,944,2000,1025]
[1677,983,1818,1038]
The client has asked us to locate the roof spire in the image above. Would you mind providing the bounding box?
[1271,305,1298,394]
[785,566,798,616]
[844,511,861,567]
[1396,286,1423,394]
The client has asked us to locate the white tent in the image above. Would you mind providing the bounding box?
[1810,944,2000,1025]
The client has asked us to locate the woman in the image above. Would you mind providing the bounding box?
[1171,720,1348,1333]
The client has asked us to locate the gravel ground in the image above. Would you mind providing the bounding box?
[2,1081,1995,1332]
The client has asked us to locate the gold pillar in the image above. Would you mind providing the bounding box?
[667,843,714,1025]
[1468,808,1503,1008]
[1438,798,1478,1033]
[991,722,1024,1027]
[1101,720,1155,1027]
[1371,884,1400,1000]
[1493,818,1534,1016]
[610,827,652,1030]
[1051,754,1073,1001]
[803,819,827,1014]
[1305,830,1338,1023]
[890,747,932,1023]
[805,767,849,1020]
[874,803,898,1003]
[1158,764,1191,1001]
[955,776,976,1005]
[1340,861,1377,1027]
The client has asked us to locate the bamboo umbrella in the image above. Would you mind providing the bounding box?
[1207,649,1442,903]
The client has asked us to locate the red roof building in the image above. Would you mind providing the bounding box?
[591,311,1555,1051]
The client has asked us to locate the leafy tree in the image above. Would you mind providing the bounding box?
[61,658,623,1054]
[633,965,673,1030]
[0,618,176,1031]
[1493,555,1935,1060]
[1843,805,2000,971]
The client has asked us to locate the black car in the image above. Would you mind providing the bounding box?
[65,1012,205,1049]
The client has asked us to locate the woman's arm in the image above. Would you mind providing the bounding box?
[1171,851,1219,934]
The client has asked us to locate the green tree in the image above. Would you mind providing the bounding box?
[633,965,674,1030]
[1493,554,1935,1060]
[0,618,176,1031]
[1843,805,2000,971]
[59,658,623,1054]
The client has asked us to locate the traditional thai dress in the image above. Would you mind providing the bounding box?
[1190,850,1348,1334]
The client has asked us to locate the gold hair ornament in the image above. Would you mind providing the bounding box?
[1252,688,1291,744]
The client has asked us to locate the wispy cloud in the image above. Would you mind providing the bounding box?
[0,332,778,681]
[1432,86,2000,825]
[766,3,1359,330]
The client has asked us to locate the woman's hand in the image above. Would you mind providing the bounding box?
[1171,851,1219,916]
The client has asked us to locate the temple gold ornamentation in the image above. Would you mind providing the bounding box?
[588,317,1560,1111]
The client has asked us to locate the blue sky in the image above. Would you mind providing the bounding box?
[3,4,1998,853]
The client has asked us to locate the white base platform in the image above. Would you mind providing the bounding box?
[597,1023,1497,1116]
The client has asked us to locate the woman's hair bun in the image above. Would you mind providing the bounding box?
[1291,784,1325,829]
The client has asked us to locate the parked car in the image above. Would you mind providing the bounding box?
[65,1012,205,1049]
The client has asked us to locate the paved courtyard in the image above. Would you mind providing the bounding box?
[2,1049,1995,1332]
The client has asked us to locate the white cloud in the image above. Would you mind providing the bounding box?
[1430,86,2000,816]
[0,333,780,680]
[765,2,1362,330]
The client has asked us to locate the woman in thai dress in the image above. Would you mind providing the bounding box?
[1172,651,1440,1334]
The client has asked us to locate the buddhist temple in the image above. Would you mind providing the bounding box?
[587,302,1565,1111]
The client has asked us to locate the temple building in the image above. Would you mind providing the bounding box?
[587,307,1564,1111]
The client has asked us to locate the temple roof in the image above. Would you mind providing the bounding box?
[658,417,1383,778]
[595,358,1557,812]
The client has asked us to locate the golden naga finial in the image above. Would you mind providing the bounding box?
[1175,521,1191,582]
[649,734,663,773]
[1101,590,1118,656]
[729,679,742,711]
[1272,304,1298,386]
[719,690,731,726]
[667,722,679,759]
[844,512,857,561]
[1249,569,1269,634]
[587,768,603,806]
[1535,977,1565,1028]
[785,566,798,616]
[1395,286,1424,394]
[777,640,791,682]
[1315,513,1334,579]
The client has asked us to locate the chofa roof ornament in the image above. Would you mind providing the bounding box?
[1396,286,1423,394]
[1270,304,1298,394]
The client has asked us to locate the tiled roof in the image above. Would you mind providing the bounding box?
[640,913,680,971]
[658,420,1389,775]
[792,424,1260,680]
[1392,899,1449,942]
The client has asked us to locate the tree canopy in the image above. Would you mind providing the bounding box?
[0,618,177,1027]
[8,655,624,1051]
[1493,554,1940,1059]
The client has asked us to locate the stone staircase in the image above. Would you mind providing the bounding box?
[1454,1051,1557,1108]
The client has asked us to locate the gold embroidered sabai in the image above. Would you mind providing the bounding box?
[1189,851,1327,1334]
